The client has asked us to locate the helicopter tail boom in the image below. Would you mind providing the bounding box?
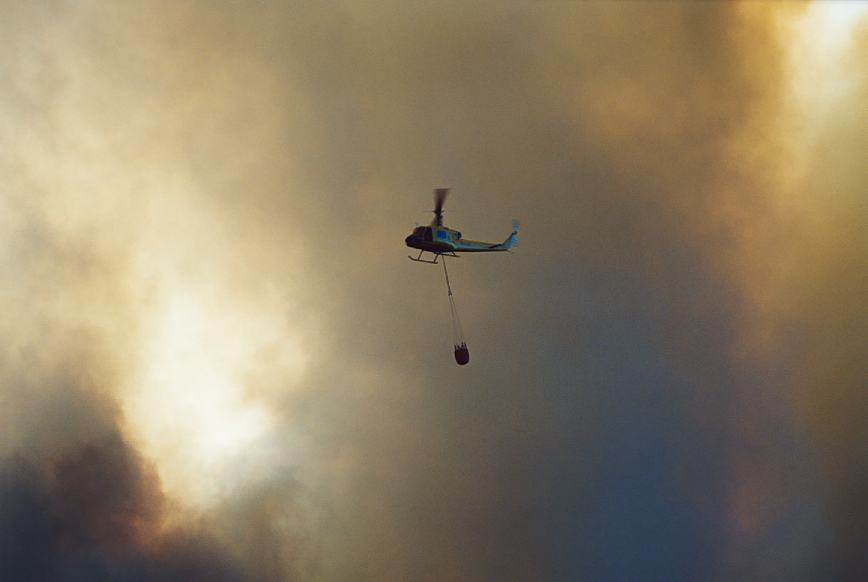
[446,221,520,253]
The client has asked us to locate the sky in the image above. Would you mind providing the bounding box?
[1,1,867,580]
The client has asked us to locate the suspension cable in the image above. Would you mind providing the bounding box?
[442,256,453,297]
[442,258,464,345]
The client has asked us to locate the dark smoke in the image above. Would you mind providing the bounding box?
[0,383,244,582]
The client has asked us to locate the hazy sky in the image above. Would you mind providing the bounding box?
[2,1,867,581]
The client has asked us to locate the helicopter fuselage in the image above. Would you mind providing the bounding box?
[405,226,458,253]
[405,224,517,255]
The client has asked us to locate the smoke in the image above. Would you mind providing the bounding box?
[2,1,866,581]
[0,322,244,580]
[0,432,244,582]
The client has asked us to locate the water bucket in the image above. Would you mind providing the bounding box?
[454,343,470,366]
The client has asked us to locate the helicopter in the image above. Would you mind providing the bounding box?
[405,188,519,264]
[405,188,518,366]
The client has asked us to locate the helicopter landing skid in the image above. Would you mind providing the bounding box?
[408,250,459,264]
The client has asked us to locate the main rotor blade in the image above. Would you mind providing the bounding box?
[434,187,450,215]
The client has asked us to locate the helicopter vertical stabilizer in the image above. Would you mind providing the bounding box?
[503,220,520,250]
